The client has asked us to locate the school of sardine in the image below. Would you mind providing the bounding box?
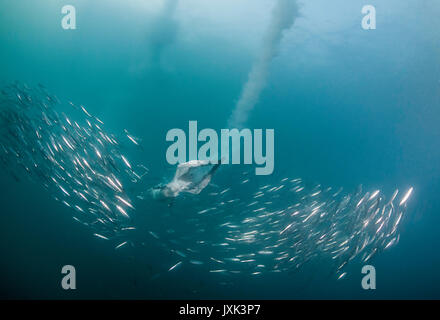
[0,83,413,281]
[0,83,145,241]
[151,174,413,280]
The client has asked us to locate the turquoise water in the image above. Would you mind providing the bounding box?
[0,0,439,299]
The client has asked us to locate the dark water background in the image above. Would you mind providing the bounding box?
[0,0,439,299]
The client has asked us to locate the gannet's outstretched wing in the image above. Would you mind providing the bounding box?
[151,160,220,199]
[172,160,220,195]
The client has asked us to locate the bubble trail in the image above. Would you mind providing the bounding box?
[228,0,300,128]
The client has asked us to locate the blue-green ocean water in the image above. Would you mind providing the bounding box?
[0,0,439,299]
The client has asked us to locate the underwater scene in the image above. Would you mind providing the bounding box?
[0,0,439,300]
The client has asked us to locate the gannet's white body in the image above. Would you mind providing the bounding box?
[151,160,220,199]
